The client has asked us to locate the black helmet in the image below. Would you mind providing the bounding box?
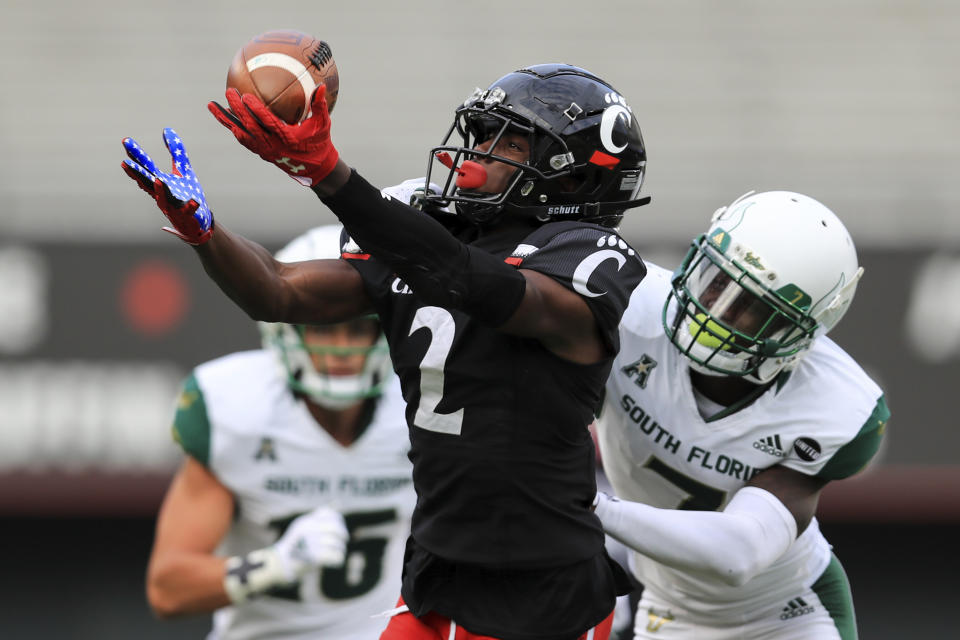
[423,63,649,228]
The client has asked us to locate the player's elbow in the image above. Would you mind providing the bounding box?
[146,582,184,619]
[715,563,755,587]
[706,554,763,587]
[145,564,191,619]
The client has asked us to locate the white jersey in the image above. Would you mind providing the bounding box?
[173,349,415,640]
[597,264,888,625]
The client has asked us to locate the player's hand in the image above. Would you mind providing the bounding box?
[208,85,340,187]
[271,505,349,580]
[381,177,444,209]
[121,128,214,245]
[592,491,620,516]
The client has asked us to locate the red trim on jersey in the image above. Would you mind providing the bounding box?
[378,597,615,640]
[589,150,620,169]
[504,256,524,267]
[341,252,371,260]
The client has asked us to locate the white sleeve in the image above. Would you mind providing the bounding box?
[593,487,798,587]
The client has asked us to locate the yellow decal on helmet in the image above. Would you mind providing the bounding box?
[688,312,733,350]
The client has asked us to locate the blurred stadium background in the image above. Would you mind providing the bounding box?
[1,0,957,637]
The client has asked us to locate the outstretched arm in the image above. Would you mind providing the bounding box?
[593,465,826,587]
[208,90,608,363]
[120,128,372,324]
[193,223,371,324]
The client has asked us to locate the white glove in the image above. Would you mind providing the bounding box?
[380,177,445,210]
[272,505,350,581]
[224,506,349,603]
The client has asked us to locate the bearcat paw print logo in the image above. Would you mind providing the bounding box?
[596,234,636,256]
[603,92,632,112]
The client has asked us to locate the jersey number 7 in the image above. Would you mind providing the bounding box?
[645,455,728,511]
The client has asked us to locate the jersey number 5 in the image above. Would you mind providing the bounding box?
[409,306,464,435]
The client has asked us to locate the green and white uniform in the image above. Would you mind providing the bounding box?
[597,264,888,639]
[173,349,415,640]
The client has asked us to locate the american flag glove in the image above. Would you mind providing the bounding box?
[207,85,340,187]
[121,128,214,245]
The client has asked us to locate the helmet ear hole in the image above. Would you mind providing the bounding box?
[579,171,604,197]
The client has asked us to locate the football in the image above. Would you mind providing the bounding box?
[226,30,339,124]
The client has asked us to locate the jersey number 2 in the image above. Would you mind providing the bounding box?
[409,306,464,435]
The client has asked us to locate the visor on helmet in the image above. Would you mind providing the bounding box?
[664,237,817,378]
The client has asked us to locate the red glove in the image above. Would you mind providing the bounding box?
[208,86,340,187]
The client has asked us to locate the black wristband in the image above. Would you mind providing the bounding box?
[318,170,526,326]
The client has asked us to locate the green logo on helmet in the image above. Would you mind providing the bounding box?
[776,283,812,310]
[742,252,765,270]
[708,229,731,252]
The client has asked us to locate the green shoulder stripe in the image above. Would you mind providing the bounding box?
[817,395,890,480]
[171,372,211,467]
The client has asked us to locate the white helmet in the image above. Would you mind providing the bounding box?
[663,191,863,383]
[258,225,392,409]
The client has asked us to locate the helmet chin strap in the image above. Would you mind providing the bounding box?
[687,360,772,390]
[507,195,653,223]
[686,359,731,378]
[299,370,374,410]
[682,339,781,386]
[759,339,782,357]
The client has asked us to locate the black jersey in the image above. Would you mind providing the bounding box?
[342,220,646,570]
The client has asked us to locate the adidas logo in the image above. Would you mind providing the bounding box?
[780,597,815,620]
[753,434,785,457]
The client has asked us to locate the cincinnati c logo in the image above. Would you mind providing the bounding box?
[600,93,633,154]
[572,235,636,298]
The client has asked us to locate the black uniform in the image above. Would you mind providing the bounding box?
[342,220,645,639]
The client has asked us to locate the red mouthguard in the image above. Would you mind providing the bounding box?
[435,152,488,190]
